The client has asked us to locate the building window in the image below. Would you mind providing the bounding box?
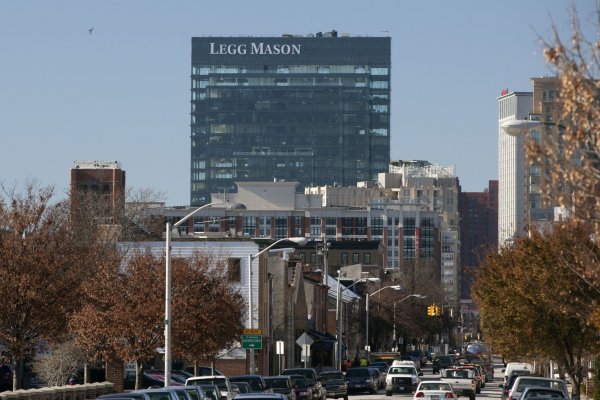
[227,258,241,282]
[352,253,359,264]
[364,253,371,264]
[341,253,348,265]
[371,67,389,75]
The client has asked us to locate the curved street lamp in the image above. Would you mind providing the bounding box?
[164,201,245,386]
[335,275,380,369]
[247,237,307,374]
[392,294,426,349]
[365,285,401,352]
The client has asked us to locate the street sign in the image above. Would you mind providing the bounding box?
[296,332,314,347]
[241,334,263,349]
[243,328,262,335]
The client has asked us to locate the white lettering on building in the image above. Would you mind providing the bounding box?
[209,42,301,55]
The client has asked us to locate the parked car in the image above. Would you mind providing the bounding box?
[287,375,313,400]
[317,371,348,400]
[197,384,222,400]
[233,382,251,394]
[132,388,183,400]
[368,363,388,385]
[264,376,297,400]
[186,376,235,400]
[281,368,325,400]
[345,367,377,394]
[503,363,533,383]
[500,371,531,400]
[182,385,209,400]
[232,394,287,400]
[143,370,187,387]
[229,375,272,394]
[507,377,569,400]
[98,393,153,400]
[520,387,568,400]
[413,380,456,400]
[185,367,225,377]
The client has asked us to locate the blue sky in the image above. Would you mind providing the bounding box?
[0,1,595,206]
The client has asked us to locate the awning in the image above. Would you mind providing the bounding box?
[307,329,337,351]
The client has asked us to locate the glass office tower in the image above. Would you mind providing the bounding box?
[190,32,391,205]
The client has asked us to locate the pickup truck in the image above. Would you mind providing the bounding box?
[440,368,477,400]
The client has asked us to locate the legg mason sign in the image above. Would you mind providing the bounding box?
[210,42,301,55]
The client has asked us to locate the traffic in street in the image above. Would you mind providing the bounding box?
[343,361,504,400]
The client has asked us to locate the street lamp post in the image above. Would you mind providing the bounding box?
[335,275,380,369]
[247,237,307,374]
[365,285,401,352]
[164,201,244,387]
[392,294,426,350]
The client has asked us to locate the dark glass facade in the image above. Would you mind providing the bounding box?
[190,35,391,205]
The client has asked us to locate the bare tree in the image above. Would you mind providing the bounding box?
[70,250,164,390]
[0,182,93,390]
[528,5,600,320]
[171,253,245,367]
[33,340,85,387]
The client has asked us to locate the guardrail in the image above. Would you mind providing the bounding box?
[0,382,114,400]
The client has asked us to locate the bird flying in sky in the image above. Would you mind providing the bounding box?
[88,27,94,35]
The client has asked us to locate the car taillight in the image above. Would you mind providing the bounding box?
[445,392,455,398]
[508,396,513,400]
[415,392,424,397]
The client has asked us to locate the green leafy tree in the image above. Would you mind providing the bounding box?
[472,222,600,399]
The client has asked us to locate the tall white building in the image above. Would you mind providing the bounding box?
[497,91,532,246]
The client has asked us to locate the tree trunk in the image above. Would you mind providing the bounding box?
[135,360,144,390]
[84,361,89,384]
[12,356,24,391]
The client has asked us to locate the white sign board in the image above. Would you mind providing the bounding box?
[296,332,314,347]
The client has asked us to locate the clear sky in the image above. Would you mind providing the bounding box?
[0,1,595,206]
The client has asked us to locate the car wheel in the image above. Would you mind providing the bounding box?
[469,395,476,400]
[386,391,392,396]
[343,397,348,400]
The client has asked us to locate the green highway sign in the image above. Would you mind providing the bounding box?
[241,334,263,349]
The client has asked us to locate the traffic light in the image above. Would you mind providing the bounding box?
[435,305,440,316]
[427,305,434,316]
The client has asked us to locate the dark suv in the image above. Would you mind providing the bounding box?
[229,375,271,393]
[432,355,456,374]
[281,368,326,400]
[345,367,377,394]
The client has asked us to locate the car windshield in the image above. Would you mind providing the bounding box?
[184,389,200,400]
[446,370,469,379]
[517,379,565,392]
[346,368,370,377]
[172,391,187,400]
[199,387,218,400]
[420,383,452,391]
[283,370,314,384]
[320,373,344,382]
[266,378,290,389]
[523,389,565,398]
[389,367,415,374]
[233,378,262,391]
[140,392,171,400]
[291,377,308,387]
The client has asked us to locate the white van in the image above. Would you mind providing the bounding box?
[503,362,533,383]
